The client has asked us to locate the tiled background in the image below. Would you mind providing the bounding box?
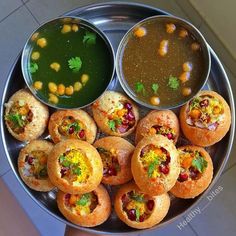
[0,0,235,236]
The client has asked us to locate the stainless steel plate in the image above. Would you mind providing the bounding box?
[1,2,235,234]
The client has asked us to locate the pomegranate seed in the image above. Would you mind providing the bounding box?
[107,167,117,176]
[161,147,167,154]
[125,111,135,121]
[121,194,127,202]
[68,126,74,134]
[189,167,199,180]
[167,133,173,140]
[139,215,145,222]
[200,99,209,107]
[65,193,71,200]
[147,200,154,211]
[124,102,132,110]
[60,167,68,177]
[178,172,189,182]
[78,130,85,138]
[27,156,34,165]
[127,209,136,221]
[159,164,170,174]
[164,155,171,165]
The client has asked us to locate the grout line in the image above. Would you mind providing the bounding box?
[0,169,11,178]
[23,2,40,25]
[0,4,24,24]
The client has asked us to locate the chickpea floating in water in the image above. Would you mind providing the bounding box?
[31,51,40,60]
[179,29,188,38]
[166,23,176,33]
[65,86,74,96]
[191,42,200,51]
[48,82,57,94]
[31,32,39,41]
[180,72,190,83]
[81,74,89,85]
[48,93,59,104]
[150,96,160,106]
[74,82,82,92]
[37,38,47,48]
[61,24,71,34]
[57,84,65,96]
[134,27,146,38]
[183,62,193,72]
[33,81,43,90]
[50,62,61,72]
[182,87,192,96]
[158,40,169,56]
[72,24,79,32]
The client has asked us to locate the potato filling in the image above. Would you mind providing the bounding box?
[22,151,48,179]
[140,145,171,179]
[64,192,98,216]
[122,191,154,222]
[5,100,33,134]
[96,147,120,177]
[58,116,86,140]
[107,101,135,133]
[59,149,91,184]
[178,149,208,182]
[149,125,176,141]
[187,95,224,130]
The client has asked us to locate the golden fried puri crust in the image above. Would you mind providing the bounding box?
[94,136,135,185]
[18,140,54,191]
[180,90,231,147]
[4,89,49,142]
[48,110,97,144]
[114,182,170,229]
[57,185,111,227]
[135,110,179,144]
[131,135,180,196]
[92,91,139,137]
[170,145,213,199]
[47,139,103,194]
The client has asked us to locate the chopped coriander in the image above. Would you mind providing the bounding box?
[168,76,180,90]
[135,208,140,221]
[68,57,82,72]
[192,152,208,173]
[130,192,144,202]
[108,120,116,131]
[114,118,122,125]
[62,160,71,167]
[135,82,145,95]
[68,122,81,132]
[148,158,159,178]
[83,31,96,45]
[76,193,91,206]
[190,98,200,110]
[5,114,24,127]
[59,155,65,163]
[73,167,81,176]
[29,62,38,73]
[151,83,159,94]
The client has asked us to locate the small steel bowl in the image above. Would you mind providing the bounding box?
[116,15,211,110]
[21,17,115,109]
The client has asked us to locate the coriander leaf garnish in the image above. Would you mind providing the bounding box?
[135,82,145,95]
[62,160,71,167]
[135,208,140,221]
[59,155,65,163]
[68,122,81,132]
[168,76,180,90]
[148,158,159,178]
[152,83,159,94]
[5,114,24,127]
[76,193,91,206]
[68,57,82,72]
[192,152,208,173]
[73,167,81,176]
[108,120,116,131]
[29,62,38,73]
[130,192,144,203]
[190,98,200,110]
[83,31,96,45]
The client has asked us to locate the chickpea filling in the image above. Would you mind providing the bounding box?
[64,192,98,216]
[107,101,135,134]
[58,116,86,140]
[140,145,171,179]
[178,149,208,182]
[59,149,91,184]
[96,147,120,177]
[187,96,224,131]
[5,100,33,134]
[22,151,48,179]
[149,125,176,141]
[122,191,154,222]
